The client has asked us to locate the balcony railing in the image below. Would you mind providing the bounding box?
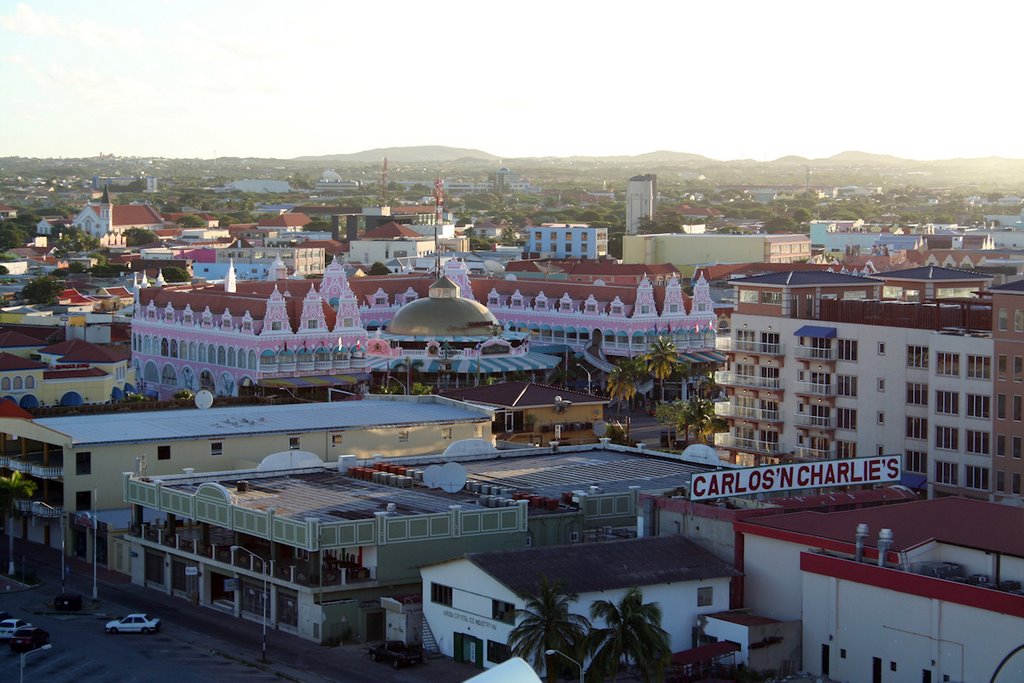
[794,345,837,361]
[31,464,63,480]
[716,338,785,355]
[714,402,782,422]
[794,381,836,397]
[715,371,783,390]
[6,460,32,473]
[793,413,836,429]
[795,445,835,460]
[714,434,783,455]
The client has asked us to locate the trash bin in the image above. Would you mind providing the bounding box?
[54,593,83,611]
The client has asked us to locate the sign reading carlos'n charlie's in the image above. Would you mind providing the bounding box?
[690,455,901,501]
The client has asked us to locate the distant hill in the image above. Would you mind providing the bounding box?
[293,146,500,163]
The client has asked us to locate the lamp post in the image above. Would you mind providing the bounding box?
[35,502,65,593]
[231,545,270,662]
[21,643,52,683]
[580,366,593,395]
[545,649,584,683]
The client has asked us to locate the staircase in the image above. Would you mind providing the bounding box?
[583,345,615,372]
[420,614,440,655]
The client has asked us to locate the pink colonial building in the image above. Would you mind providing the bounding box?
[131,259,722,398]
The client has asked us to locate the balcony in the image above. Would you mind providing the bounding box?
[31,464,63,480]
[795,444,835,460]
[793,413,836,429]
[794,381,836,397]
[714,434,784,455]
[716,338,784,356]
[714,402,782,422]
[715,371,783,391]
[794,345,837,361]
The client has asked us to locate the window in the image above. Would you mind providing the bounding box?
[288,436,300,450]
[998,394,1007,419]
[76,451,91,476]
[967,355,991,380]
[739,290,759,304]
[997,435,1006,457]
[907,345,928,369]
[487,638,512,663]
[331,433,343,447]
[270,321,282,331]
[936,352,960,377]
[491,600,516,624]
[1017,309,1024,333]
[935,461,958,486]
[906,416,928,440]
[878,342,886,355]
[966,394,990,419]
[760,291,782,305]
[837,408,857,430]
[1016,357,1024,382]
[158,445,171,461]
[697,586,714,607]
[837,375,857,397]
[430,582,453,606]
[935,426,959,451]
[966,430,990,455]
[997,470,1006,492]
[838,339,858,361]
[1016,473,1022,495]
[935,390,959,415]
[906,382,928,406]
[836,441,857,458]
[487,640,511,664]
[998,308,1008,331]
[76,490,92,511]
[906,450,927,474]
[1016,395,1023,421]
[211,441,223,456]
[441,427,453,440]
[877,378,885,392]
[398,429,409,443]
[1015,436,1023,459]
[877,411,885,424]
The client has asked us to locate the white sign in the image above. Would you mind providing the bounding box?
[185,567,199,576]
[224,578,239,591]
[690,455,901,501]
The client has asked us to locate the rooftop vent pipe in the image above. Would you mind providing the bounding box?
[877,528,893,567]
[854,523,869,563]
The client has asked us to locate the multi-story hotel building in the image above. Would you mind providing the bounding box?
[989,279,1024,499]
[714,267,996,500]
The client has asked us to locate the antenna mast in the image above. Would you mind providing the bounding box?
[433,176,444,277]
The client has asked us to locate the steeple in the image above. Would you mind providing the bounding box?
[224,259,237,293]
[101,183,110,204]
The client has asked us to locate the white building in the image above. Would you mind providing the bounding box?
[421,535,736,671]
[735,497,1024,683]
[626,174,657,236]
[524,223,607,260]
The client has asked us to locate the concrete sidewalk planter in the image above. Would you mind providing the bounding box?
[53,593,83,611]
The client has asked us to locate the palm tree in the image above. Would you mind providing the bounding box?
[606,358,646,414]
[508,575,590,683]
[681,396,717,444]
[587,587,671,683]
[642,336,679,403]
[0,471,37,575]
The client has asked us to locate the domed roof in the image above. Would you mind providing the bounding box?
[387,276,500,337]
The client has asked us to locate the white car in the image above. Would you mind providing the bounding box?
[0,618,31,639]
[105,613,161,634]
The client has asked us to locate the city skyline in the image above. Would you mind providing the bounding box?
[3,1,1024,162]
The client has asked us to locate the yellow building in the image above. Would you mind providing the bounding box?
[623,233,811,271]
[0,337,134,408]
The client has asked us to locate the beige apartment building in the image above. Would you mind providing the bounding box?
[623,233,811,271]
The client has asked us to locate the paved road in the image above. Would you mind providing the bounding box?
[0,542,483,683]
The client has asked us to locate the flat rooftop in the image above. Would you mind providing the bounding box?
[30,396,491,447]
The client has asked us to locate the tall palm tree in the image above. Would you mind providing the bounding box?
[508,575,590,683]
[682,396,717,444]
[587,587,671,683]
[0,471,37,575]
[607,358,646,414]
[642,336,679,403]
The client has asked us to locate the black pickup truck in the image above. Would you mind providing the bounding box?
[367,640,425,668]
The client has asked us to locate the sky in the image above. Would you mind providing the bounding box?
[2,0,1024,162]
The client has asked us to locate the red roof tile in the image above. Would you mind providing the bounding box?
[361,221,424,240]
[44,367,107,379]
[0,330,46,348]
[38,338,129,363]
[0,399,33,419]
[111,204,163,227]
[257,213,310,228]
[0,352,46,371]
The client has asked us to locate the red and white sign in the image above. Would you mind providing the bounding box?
[690,455,901,501]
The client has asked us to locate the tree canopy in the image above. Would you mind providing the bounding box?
[124,227,160,246]
[367,261,391,276]
[21,275,63,305]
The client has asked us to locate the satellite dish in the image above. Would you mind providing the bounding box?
[424,462,467,493]
[682,443,720,464]
[194,390,214,410]
[592,420,608,437]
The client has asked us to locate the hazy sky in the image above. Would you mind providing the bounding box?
[2,0,1023,161]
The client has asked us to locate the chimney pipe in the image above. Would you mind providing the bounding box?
[854,523,869,563]
[877,528,893,567]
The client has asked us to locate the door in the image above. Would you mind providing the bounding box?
[821,644,830,676]
[873,656,882,683]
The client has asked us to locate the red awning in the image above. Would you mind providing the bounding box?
[671,641,740,667]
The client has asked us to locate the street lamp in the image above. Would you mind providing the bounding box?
[21,643,52,683]
[580,366,593,395]
[35,502,65,593]
[545,649,584,683]
[231,545,271,662]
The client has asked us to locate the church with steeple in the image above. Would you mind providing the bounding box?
[72,186,163,247]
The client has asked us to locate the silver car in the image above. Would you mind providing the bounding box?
[105,614,161,634]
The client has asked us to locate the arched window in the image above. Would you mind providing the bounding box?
[227,348,236,368]
[161,338,169,356]
[1,377,10,390]
[217,345,226,366]
[207,345,216,364]
[12,377,22,390]
[25,376,35,389]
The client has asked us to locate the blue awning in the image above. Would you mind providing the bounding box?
[794,325,837,339]
[900,472,928,490]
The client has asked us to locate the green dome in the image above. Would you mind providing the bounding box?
[386,277,500,337]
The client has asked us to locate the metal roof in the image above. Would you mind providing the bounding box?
[32,397,491,447]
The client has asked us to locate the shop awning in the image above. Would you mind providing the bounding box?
[794,325,837,339]
[671,641,740,667]
[259,374,360,389]
[364,352,561,375]
[679,350,726,364]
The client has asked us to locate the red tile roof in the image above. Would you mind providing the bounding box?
[38,338,129,363]
[257,213,310,228]
[111,204,163,227]
[0,330,46,348]
[0,399,33,419]
[361,221,424,240]
[44,367,107,379]
[0,352,46,370]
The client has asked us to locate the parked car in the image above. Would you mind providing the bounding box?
[0,618,31,640]
[9,627,49,652]
[105,614,161,634]
[367,640,424,669]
